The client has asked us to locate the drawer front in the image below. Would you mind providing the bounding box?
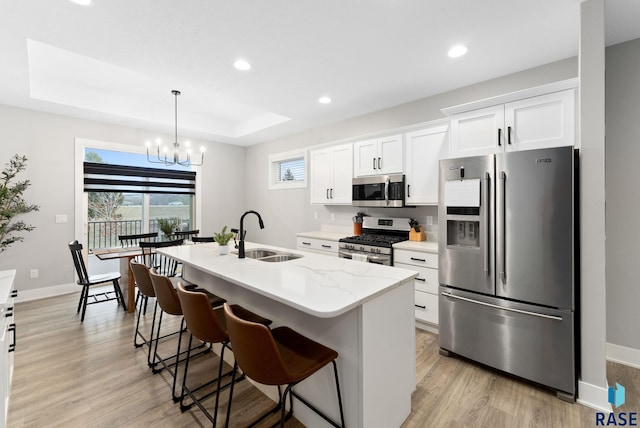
[414,291,438,325]
[395,263,438,294]
[394,249,438,269]
[296,237,338,254]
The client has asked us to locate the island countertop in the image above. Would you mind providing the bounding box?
[157,241,417,318]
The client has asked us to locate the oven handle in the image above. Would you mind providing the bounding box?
[384,176,390,206]
[338,249,390,265]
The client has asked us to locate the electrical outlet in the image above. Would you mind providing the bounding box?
[30,269,39,279]
[55,214,68,224]
[330,213,335,221]
[426,216,433,226]
[314,212,318,220]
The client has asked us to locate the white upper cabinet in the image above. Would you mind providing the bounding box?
[404,123,449,205]
[449,105,505,157]
[504,89,575,152]
[310,143,353,205]
[353,134,403,177]
[444,80,577,158]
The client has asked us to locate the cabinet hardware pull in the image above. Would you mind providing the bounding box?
[8,323,16,352]
[410,257,426,262]
[326,189,329,199]
[498,128,502,146]
[11,290,17,297]
[378,157,382,170]
[415,277,426,282]
[415,304,426,309]
[5,306,13,317]
[507,126,512,145]
[373,158,376,170]
[302,242,311,245]
[330,188,333,198]
[321,244,331,248]
[407,184,411,198]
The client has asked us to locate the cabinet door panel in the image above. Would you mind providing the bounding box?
[353,139,378,176]
[309,149,332,204]
[505,89,575,152]
[405,126,448,205]
[378,134,404,174]
[331,144,353,204]
[450,105,504,157]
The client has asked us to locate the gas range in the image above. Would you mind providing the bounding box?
[339,217,411,264]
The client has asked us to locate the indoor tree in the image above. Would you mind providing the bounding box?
[0,155,39,253]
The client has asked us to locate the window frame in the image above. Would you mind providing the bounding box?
[268,149,308,190]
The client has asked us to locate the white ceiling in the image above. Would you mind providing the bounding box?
[1,0,639,147]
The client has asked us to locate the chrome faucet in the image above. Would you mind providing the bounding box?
[238,210,265,258]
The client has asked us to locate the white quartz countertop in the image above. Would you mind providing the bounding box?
[0,269,16,307]
[158,242,417,318]
[393,240,439,253]
[296,231,350,241]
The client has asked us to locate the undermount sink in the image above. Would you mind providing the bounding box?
[234,248,303,262]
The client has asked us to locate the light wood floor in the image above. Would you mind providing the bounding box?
[7,292,639,427]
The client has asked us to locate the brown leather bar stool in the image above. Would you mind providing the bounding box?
[130,260,158,362]
[149,269,226,402]
[223,303,345,428]
[176,283,272,426]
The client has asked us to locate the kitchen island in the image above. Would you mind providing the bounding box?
[157,241,417,428]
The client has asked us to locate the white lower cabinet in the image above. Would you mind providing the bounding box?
[1,270,16,428]
[296,237,339,256]
[394,249,439,326]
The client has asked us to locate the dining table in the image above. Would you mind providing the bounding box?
[92,246,144,313]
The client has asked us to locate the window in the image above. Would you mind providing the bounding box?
[83,149,196,249]
[269,150,307,189]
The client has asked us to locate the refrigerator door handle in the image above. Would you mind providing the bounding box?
[483,172,490,276]
[498,171,506,283]
[441,292,563,321]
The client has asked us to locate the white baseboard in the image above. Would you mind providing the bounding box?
[607,342,640,369]
[577,380,612,413]
[415,320,439,335]
[16,283,77,303]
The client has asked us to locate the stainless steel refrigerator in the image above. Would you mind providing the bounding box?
[438,146,577,401]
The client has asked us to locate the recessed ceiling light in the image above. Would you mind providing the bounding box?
[448,45,468,58]
[234,60,251,71]
[318,96,332,104]
[69,0,94,6]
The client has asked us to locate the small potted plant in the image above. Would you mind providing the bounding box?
[157,218,178,240]
[214,226,234,255]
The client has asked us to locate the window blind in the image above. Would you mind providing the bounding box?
[271,157,305,183]
[83,162,196,195]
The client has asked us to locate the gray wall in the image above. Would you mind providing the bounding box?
[606,37,640,351]
[244,57,578,249]
[0,105,245,292]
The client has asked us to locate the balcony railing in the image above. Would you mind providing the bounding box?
[88,219,191,251]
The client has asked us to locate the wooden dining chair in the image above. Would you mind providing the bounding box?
[140,239,183,278]
[191,236,214,243]
[118,231,158,247]
[68,240,127,322]
[174,230,199,241]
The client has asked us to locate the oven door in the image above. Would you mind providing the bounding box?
[338,248,391,266]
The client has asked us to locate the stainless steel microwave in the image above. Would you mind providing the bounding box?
[352,174,405,207]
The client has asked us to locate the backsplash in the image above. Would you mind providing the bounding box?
[313,205,439,242]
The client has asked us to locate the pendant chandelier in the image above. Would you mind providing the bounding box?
[146,90,204,167]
